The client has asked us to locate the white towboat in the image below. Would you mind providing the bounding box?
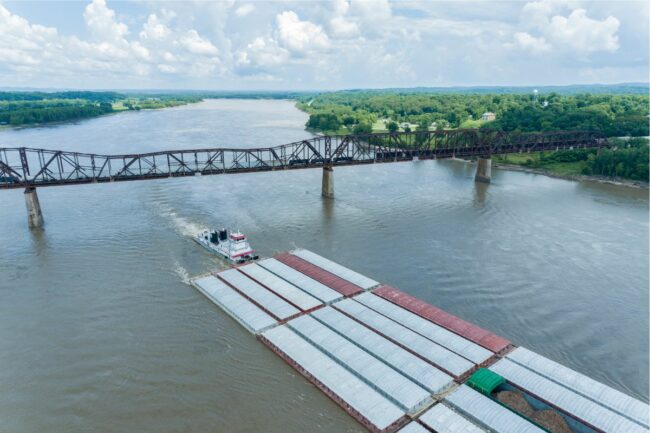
[194,228,259,264]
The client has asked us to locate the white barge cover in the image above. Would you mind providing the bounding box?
[288,315,433,414]
[257,258,342,304]
[419,403,488,433]
[396,422,429,433]
[217,268,300,321]
[261,325,406,432]
[506,347,650,429]
[490,357,649,433]
[334,298,474,378]
[192,275,277,333]
[355,292,493,365]
[291,248,379,290]
[312,306,454,395]
[238,263,322,311]
[444,385,546,433]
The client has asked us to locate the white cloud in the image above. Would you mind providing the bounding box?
[518,2,620,56]
[235,4,255,17]
[329,16,359,38]
[513,31,551,53]
[140,14,170,41]
[547,8,619,54]
[179,29,219,55]
[236,36,290,69]
[84,0,128,41]
[276,11,329,54]
[0,0,644,89]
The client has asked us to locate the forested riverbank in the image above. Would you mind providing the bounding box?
[0,91,202,127]
[295,88,649,183]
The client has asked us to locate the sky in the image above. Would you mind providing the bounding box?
[0,0,648,90]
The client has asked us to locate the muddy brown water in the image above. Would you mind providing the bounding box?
[1,99,648,432]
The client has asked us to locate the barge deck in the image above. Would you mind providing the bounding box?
[190,249,649,433]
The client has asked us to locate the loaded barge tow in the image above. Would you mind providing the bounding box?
[190,249,649,433]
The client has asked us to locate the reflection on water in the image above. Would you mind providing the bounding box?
[473,181,489,207]
[0,99,648,433]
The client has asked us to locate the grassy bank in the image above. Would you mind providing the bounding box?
[493,138,649,182]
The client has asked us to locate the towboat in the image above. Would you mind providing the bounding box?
[194,228,259,264]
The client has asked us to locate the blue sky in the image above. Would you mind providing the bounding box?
[0,0,647,90]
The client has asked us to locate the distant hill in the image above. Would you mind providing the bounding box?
[339,83,650,95]
[1,83,647,97]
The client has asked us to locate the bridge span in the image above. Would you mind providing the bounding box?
[0,129,606,227]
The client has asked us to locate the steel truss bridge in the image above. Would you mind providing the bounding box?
[0,130,606,190]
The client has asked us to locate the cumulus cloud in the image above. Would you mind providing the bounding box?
[236,36,290,69]
[518,2,620,56]
[547,9,619,53]
[0,0,224,82]
[140,14,170,41]
[329,16,359,38]
[0,0,644,88]
[513,32,552,53]
[235,3,255,17]
[179,30,219,55]
[84,0,128,41]
[276,11,329,54]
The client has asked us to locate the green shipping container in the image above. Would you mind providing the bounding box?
[467,368,505,395]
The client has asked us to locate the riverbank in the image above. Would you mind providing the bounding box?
[493,162,649,189]
[0,91,202,128]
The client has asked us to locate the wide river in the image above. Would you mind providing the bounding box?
[0,99,648,433]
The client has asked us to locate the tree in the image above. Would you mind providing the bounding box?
[387,121,399,132]
[353,122,373,134]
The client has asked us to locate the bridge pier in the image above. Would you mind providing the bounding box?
[24,187,44,228]
[474,157,492,183]
[322,166,334,199]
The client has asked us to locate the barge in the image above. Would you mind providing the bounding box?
[190,248,649,433]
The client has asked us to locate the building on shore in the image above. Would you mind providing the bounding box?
[481,112,496,121]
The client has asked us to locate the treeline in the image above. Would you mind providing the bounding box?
[297,92,649,136]
[499,138,649,182]
[0,91,202,126]
[582,138,648,180]
[483,104,649,136]
[0,103,114,126]
[0,91,122,103]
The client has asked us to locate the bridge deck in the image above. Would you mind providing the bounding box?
[0,130,606,189]
[190,248,647,433]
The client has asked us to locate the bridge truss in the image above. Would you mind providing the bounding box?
[0,130,606,190]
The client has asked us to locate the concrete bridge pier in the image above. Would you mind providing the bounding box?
[474,157,492,183]
[24,187,44,228]
[322,166,334,199]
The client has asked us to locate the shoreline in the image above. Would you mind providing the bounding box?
[493,162,649,189]
[0,99,202,131]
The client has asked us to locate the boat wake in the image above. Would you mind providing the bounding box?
[154,203,204,239]
[173,261,191,285]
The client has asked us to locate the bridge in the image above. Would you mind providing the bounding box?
[0,129,606,227]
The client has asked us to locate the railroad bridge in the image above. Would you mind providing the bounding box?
[0,129,606,227]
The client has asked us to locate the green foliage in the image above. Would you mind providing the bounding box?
[307,113,341,131]
[497,138,649,182]
[0,92,202,126]
[298,90,649,135]
[353,122,373,135]
[581,141,649,181]
[0,103,114,126]
[387,121,399,132]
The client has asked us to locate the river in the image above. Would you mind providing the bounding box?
[0,99,648,433]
